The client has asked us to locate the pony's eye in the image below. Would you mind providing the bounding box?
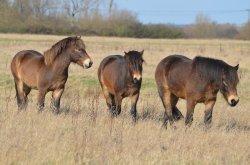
[75,49,81,52]
[223,81,228,90]
[223,81,228,87]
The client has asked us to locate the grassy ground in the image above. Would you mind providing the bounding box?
[0,33,250,164]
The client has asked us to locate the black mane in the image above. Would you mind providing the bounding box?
[125,50,144,63]
[192,56,237,85]
[44,36,79,65]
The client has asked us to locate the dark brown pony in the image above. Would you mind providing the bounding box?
[155,55,239,127]
[11,36,93,112]
[98,50,144,122]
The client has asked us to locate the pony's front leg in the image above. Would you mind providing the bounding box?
[204,100,216,125]
[37,89,47,112]
[130,93,139,123]
[185,99,196,126]
[51,88,64,114]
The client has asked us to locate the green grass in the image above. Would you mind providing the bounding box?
[0,73,13,89]
[141,78,156,89]
[79,77,99,87]
[68,75,99,87]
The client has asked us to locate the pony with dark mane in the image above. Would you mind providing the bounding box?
[98,50,144,122]
[155,55,239,127]
[11,36,93,112]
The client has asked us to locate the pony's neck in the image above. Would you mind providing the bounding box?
[51,52,71,75]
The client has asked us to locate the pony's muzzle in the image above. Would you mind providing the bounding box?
[228,95,239,107]
[133,75,142,83]
[83,59,93,69]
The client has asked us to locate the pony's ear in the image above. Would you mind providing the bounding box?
[140,50,144,55]
[234,64,239,71]
[124,51,128,55]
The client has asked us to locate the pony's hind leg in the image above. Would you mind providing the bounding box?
[171,95,184,121]
[106,93,118,117]
[185,98,196,126]
[102,87,116,115]
[23,83,31,109]
[114,94,122,117]
[158,86,175,127]
[14,80,29,110]
[173,106,184,121]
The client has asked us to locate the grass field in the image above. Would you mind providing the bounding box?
[0,33,250,164]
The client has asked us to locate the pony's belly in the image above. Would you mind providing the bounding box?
[122,90,138,98]
[48,80,66,91]
[170,88,186,99]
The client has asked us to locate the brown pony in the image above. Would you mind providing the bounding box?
[155,55,239,127]
[11,36,93,112]
[98,50,144,122]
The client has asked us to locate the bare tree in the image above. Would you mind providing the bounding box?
[192,14,217,38]
[31,0,56,17]
[109,0,113,15]
[64,0,83,18]
[0,0,9,8]
[240,22,250,40]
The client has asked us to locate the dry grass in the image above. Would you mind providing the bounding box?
[0,33,250,164]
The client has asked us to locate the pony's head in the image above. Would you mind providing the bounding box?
[44,36,93,69]
[193,56,240,107]
[69,36,93,69]
[125,50,144,83]
[220,64,239,107]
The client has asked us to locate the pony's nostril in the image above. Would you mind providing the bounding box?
[231,99,235,104]
[89,61,93,67]
[133,78,138,83]
[133,77,142,84]
[230,99,238,106]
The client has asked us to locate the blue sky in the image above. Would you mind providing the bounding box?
[115,0,250,25]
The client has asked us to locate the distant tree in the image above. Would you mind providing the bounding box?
[239,22,250,40]
[12,0,32,16]
[137,24,185,38]
[192,14,217,38]
[31,0,55,17]
[109,0,113,15]
[0,0,9,8]
[0,0,244,39]
[64,0,81,18]
[215,23,239,38]
[0,0,10,31]
[105,9,139,36]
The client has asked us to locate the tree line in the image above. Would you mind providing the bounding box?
[0,0,249,39]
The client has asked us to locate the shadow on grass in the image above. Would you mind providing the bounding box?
[139,107,163,123]
[217,120,250,132]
